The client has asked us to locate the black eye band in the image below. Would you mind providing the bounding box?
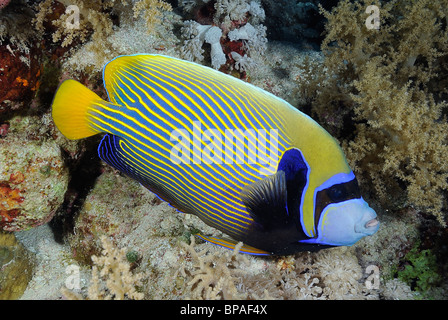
[314,178,362,225]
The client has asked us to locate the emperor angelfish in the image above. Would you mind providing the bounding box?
[52,54,379,255]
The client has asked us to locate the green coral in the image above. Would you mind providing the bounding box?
[126,250,140,264]
[396,242,442,298]
[179,227,201,245]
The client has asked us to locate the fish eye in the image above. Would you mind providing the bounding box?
[314,178,363,226]
[328,185,345,202]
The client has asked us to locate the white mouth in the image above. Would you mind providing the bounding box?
[365,218,379,229]
[355,211,380,235]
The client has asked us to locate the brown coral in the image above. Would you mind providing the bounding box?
[299,0,448,225]
[133,0,172,31]
[61,235,146,300]
[33,0,172,69]
[177,236,250,299]
[0,232,35,299]
[0,43,42,114]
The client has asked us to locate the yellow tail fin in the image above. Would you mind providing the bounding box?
[52,80,103,140]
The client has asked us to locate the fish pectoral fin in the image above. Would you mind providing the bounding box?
[195,234,270,256]
[240,171,289,231]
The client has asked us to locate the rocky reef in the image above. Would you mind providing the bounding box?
[0,115,68,231]
[0,231,35,299]
[0,0,447,300]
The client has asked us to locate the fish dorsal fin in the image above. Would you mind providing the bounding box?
[240,171,289,232]
[102,54,184,106]
[102,55,144,106]
[195,234,270,256]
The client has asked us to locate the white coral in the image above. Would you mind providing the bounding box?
[214,0,250,26]
[228,22,256,41]
[248,0,265,23]
[231,51,254,72]
[180,20,212,62]
[181,21,226,69]
[228,22,267,57]
[204,26,226,69]
[179,0,267,70]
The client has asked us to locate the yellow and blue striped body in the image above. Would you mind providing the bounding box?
[52,54,379,255]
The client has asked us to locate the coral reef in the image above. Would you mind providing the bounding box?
[0,44,42,115]
[177,236,251,299]
[2,0,446,301]
[58,166,390,300]
[175,235,383,300]
[0,231,35,299]
[0,115,69,231]
[179,0,267,76]
[295,0,448,226]
[67,167,163,265]
[34,0,173,73]
[62,236,146,300]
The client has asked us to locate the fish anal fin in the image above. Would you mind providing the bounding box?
[195,234,271,256]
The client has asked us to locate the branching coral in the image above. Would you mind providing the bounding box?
[297,0,448,225]
[177,236,250,299]
[33,0,172,68]
[34,0,117,48]
[88,236,145,300]
[175,237,379,300]
[62,236,146,300]
[133,0,172,32]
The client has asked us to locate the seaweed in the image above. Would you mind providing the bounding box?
[394,241,442,298]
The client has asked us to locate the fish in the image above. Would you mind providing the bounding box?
[51,54,379,256]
